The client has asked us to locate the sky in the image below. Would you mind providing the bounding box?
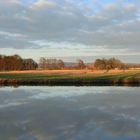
[0,0,140,63]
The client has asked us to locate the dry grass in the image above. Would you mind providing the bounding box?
[0,69,139,76]
[0,69,139,86]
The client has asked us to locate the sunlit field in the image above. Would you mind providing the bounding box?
[0,69,139,86]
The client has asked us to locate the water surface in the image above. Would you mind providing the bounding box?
[0,86,140,140]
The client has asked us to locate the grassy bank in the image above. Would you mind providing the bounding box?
[0,69,140,86]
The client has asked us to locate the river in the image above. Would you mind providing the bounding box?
[0,86,140,140]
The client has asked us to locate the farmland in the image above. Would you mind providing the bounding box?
[0,69,139,86]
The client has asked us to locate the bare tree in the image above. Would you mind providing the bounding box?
[39,57,47,69]
[76,59,86,69]
[57,59,65,69]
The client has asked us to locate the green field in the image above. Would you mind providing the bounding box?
[0,70,140,86]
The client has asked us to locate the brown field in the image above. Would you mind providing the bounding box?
[0,69,139,86]
[0,69,140,76]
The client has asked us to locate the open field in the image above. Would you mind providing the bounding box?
[0,69,140,86]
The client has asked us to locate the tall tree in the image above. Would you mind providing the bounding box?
[0,54,38,71]
[94,58,125,71]
[39,57,47,69]
[57,59,65,69]
[76,59,86,69]
[22,59,38,70]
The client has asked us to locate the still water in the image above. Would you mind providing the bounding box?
[0,86,140,140]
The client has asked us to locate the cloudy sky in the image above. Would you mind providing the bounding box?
[0,0,140,62]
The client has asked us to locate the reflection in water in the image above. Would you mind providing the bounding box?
[0,86,140,140]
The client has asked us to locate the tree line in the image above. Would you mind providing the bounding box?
[0,54,139,71]
[94,58,127,71]
[0,55,37,71]
[39,58,65,70]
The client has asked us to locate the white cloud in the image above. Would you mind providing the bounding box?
[0,0,139,62]
[0,31,27,38]
[31,0,58,9]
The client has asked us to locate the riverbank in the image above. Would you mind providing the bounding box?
[0,69,140,86]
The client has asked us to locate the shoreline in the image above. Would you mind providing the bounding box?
[0,78,139,86]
